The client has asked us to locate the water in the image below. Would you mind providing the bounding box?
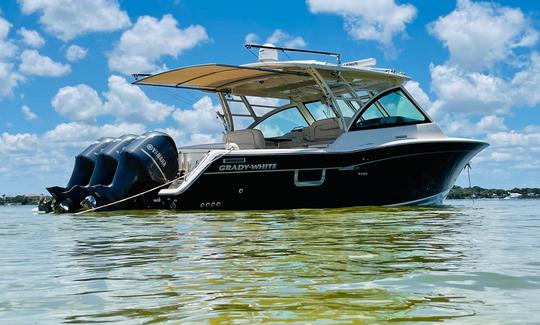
[1,200,539,324]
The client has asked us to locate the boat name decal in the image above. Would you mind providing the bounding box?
[145,144,167,167]
[218,163,277,172]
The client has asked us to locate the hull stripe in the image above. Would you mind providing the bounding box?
[204,149,470,175]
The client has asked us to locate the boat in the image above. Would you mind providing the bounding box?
[42,44,488,213]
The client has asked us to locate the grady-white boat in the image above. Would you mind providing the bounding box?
[44,44,488,212]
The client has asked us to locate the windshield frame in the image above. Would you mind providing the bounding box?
[348,86,432,132]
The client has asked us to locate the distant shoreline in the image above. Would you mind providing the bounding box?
[447,186,540,199]
[1,185,540,206]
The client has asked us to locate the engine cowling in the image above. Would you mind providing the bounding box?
[46,131,179,213]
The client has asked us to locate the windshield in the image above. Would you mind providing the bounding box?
[253,106,308,137]
[350,88,429,131]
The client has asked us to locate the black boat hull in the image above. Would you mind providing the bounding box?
[161,140,487,210]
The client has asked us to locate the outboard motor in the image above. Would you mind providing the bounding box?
[47,137,113,202]
[90,131,179,210]
[54,134,137,212]
[46,131,179,213]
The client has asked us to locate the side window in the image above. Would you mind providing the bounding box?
[378,91,425,121]
[352,89,428,130]
[336,99,356,118]
[305,101,336,121]
[254,106,308,137]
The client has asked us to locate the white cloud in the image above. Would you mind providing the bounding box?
[476,115,507,133]
[429,64,512,116]
[103,75,175,122]
[0,17,23,97]
[510,52,540,107]
[17,0,131,41]
[0,16,11,39]
[172,96,223,134]
[19,49,71,77]
[0,132,39,153]
[0,61,24,97]
[108,14,209,75]
[17,27,45,47]
[52,75,175,123]
[65,45,87,62]
[266,29,306,48]
[487,130,540,148]
[428,0,537,70]
[43,122,146,148]
[244,32,259,44]
[52,84,104,121]
[21,105,37,120]
[306,0,416,47]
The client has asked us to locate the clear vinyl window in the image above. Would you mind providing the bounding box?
[351,89,428,131]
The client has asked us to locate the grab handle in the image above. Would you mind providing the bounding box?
[294,169,326,187]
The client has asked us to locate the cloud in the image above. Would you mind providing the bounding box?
[476,115,507,133]
[19,49,71,77]
[17,27,45,47]
[51,75,175,123]
[65,45,87,62]
[306,0,416,48]
[429,64,512,116]
[0,132,39,153]
[266,29,306,48]
[0,61,24,98]
[51,84,104,121]
[244,32,258,44]
[510,52,540,107]
[103,75,175,122]
[108,14,209,75]
[487,130,540,148]
[428,0,538,70]
[43,121,146,148]
[0,16,23,97]
[172,96,223,134]
[21,105,37,120]
[17,0,131,41]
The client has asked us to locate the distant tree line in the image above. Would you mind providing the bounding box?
[448,186,540,199]
[0,194,46,205]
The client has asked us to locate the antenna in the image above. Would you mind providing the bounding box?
[244,43,341,65]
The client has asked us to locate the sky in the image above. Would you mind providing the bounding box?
[1,0,540,195]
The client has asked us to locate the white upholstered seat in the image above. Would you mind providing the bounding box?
[223,129,266,149]
[302,118,343,143]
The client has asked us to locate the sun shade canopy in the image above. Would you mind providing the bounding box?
[133,62,410,100]
[133,64,313,98]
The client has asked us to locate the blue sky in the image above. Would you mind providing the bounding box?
[1,0,540,195]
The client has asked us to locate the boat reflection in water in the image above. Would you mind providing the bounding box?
[64,206,480,323]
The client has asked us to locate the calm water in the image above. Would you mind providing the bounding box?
[1,200,539,324]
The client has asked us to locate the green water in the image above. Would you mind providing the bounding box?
[1,200,539,324]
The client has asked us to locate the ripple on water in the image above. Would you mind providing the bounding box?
[0,200,539,323]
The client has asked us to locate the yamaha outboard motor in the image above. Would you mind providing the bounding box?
[47,137,113,201]
[89,131,179,211]
[55,134,137,212]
